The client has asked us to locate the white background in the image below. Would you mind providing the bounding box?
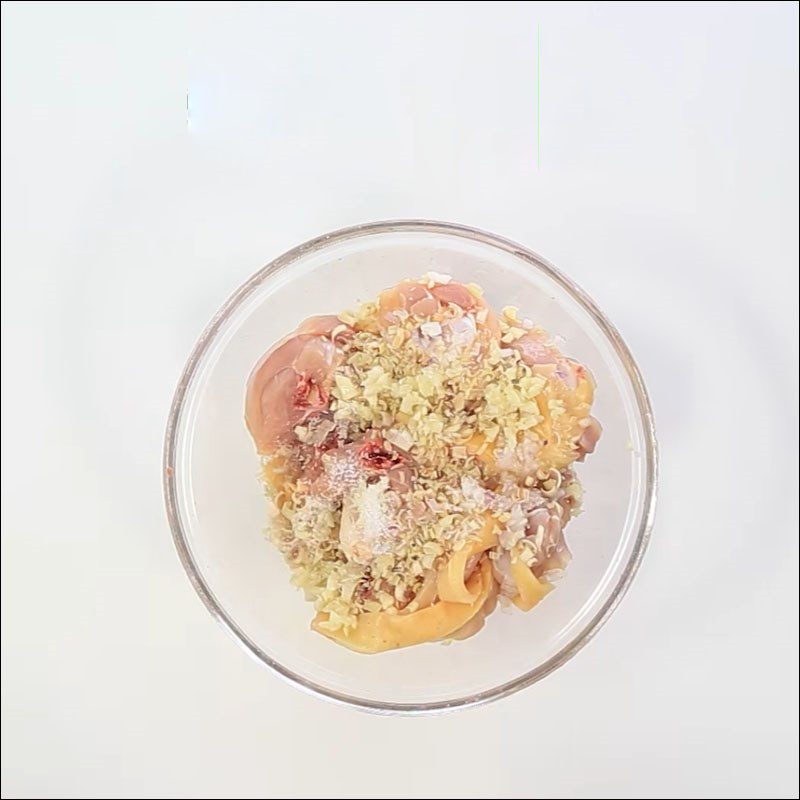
[2,2,798,798]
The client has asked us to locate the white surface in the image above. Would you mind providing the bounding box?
[1,2,797,798]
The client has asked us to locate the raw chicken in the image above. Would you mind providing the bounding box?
[377,278,500,339]
[525,506,572,576]
[245,317,349,455]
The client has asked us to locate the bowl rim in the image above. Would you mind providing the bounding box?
[162,219,658,715]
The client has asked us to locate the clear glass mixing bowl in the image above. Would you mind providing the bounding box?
[163,220,657,714]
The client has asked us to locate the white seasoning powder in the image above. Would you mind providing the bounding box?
[338,478,396,564]
[323,450,361,488]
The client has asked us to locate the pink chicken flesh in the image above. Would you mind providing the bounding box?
[526,506,572,576]
[377,279,500,338]
[300,436,415,499]
[245,317,348,455]
[511,329,594,392]
[578,416,602,459]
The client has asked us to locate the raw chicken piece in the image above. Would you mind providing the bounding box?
[245,317,349,455]
[298,436,415,500]
[429,281,479,310]
[357,436,415,494]
[525,507,572,576]
[491,552,518,598]
[510,328,561,367]
[509,329,601,470]
[378,280,438,323]
[296,315,348,338]
[577,416,603,460]
[377,278,500,339]
[511,329,592,392]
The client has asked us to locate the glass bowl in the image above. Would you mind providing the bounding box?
[163,220,657,714]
